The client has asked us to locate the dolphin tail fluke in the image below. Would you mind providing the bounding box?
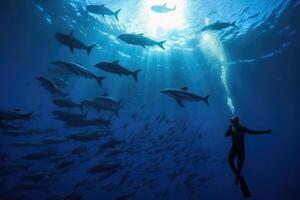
[132,69,142,82]
[63,92,69,98]
[119,99,124,108]
[115,99,124,117]
[114,109,119,117]
[231,21,237,27]
[96,76,106,87]
[102,88,108,96]
[203,95,211,107]
[114,107,121,117]
[26,112,34,121]
[107,116,113,127]
[114,9,121,21]
[87,44,96,55]
[157,40,166,50]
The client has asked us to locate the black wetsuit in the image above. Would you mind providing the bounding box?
[226,125,248,178]
[226,125,270,180]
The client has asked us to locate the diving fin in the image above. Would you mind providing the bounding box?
[238,176,252,198]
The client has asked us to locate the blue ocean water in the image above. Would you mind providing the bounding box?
[0,0,300,199]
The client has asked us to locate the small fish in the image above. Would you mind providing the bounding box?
[0,163,28,176]
[9,141,44,147]
[68,131,107,141]
[0,120,20,129]
[100,138,126,150]
[64,117,111,128]
[71,146,88,156]
[42,136,68,144]
[17,183,50,190]
[52,110,87,122]
[22,171,53,182]
[88,161,121,174]
[23,149,57,160]
[56,159,74,170]
[116,193,135,200]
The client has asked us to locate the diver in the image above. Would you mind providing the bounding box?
[226,117,271,185]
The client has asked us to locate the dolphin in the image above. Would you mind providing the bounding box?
[88,161,121,174]
[36,77,67,98]
[51,61,106,87]
[94,60,142,82]
[0,121,20,129]
[0,109,34,121]
[118,34,166,50]
[160,87,210,107]
[64,117,111,128]
[0,163,28,175]
[81,96,122,115]
[52,110,87,122]
[68,131,106,141]
[52,98,81,111]
[55,31,96,55]
[22,172,53,182]
[23,149,57,160]
[86,4,121,21]
[42,136,68,144]
[201,21,237,32]
[151,3,176,13]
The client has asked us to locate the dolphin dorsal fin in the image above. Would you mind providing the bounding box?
[181,87,188,91]
[69,31,74,36]
[138,33,144,36]
[113,60,119,64]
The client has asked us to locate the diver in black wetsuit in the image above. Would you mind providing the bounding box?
[226,117,271,184]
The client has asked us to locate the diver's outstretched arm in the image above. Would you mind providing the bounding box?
[246,128,272,135]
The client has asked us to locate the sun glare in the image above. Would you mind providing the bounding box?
[139,0,187,37]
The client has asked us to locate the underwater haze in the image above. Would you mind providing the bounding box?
[0,0,300,199]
